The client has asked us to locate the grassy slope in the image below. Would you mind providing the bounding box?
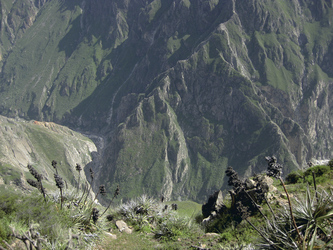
[1,164,332,249]
[97,165,333,249]
[0,116,95,191]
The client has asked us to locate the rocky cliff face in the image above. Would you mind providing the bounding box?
[0,0,332,202]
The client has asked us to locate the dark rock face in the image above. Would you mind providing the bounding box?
[0,0,333,202]
[202,190,226,218]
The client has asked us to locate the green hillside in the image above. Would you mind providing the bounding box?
[0,115,96,192]
[0,0,333,202]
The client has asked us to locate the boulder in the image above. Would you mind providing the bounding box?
[115,220,133,234]
[260,176,274,191]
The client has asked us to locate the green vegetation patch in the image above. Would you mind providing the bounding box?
[147,0,162,22]
[286,164,332,186]
[0,163,21,185]
[167,34,190,58]
[166,200,202,218]
[26,126,66,165]
[264,58,293,92]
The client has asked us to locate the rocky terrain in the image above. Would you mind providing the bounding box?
[0,0,332,202]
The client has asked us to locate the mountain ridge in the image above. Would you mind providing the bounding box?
[0,0,332,202]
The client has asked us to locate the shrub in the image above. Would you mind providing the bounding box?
[286,171,303,184]
[0,187,107,249]
[328,159,333,170]
[110,195,202,241]
[0,193,19,217]
[114,195,158,231]
[0,218,11,247]
[0,192,20,247]
[205,212,237,233]
[304,165,330,177]
[154,213,195,240]
[303,165,331,185]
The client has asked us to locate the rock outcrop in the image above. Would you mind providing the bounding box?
[202,190,226,219]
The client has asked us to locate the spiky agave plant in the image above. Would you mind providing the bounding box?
[256,157,333,249]
[285,186,333,249]
[259,187,333,249]
[265,156,302,242]
[113,194,158,232]
[259,217,299,249]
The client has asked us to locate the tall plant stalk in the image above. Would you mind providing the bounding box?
[27,164,46,202]
[78,182,88,204]
[83,168,94,205]
[245,217,273,245]
[265,156,302,243]
[263,195,277,221]
[278,176,302,242]
[54,174,64,209]
[90,185,106,206]
[101,185,120,217]
[243,189,269,222]
[75,163,82,192]
[312,171,319,203]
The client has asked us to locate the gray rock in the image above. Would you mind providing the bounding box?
[204,233,220,237]
[104,232,117,240]
[115,220,133,234]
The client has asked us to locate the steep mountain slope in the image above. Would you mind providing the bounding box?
[0,0,332,201]
[0,115,96,192]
